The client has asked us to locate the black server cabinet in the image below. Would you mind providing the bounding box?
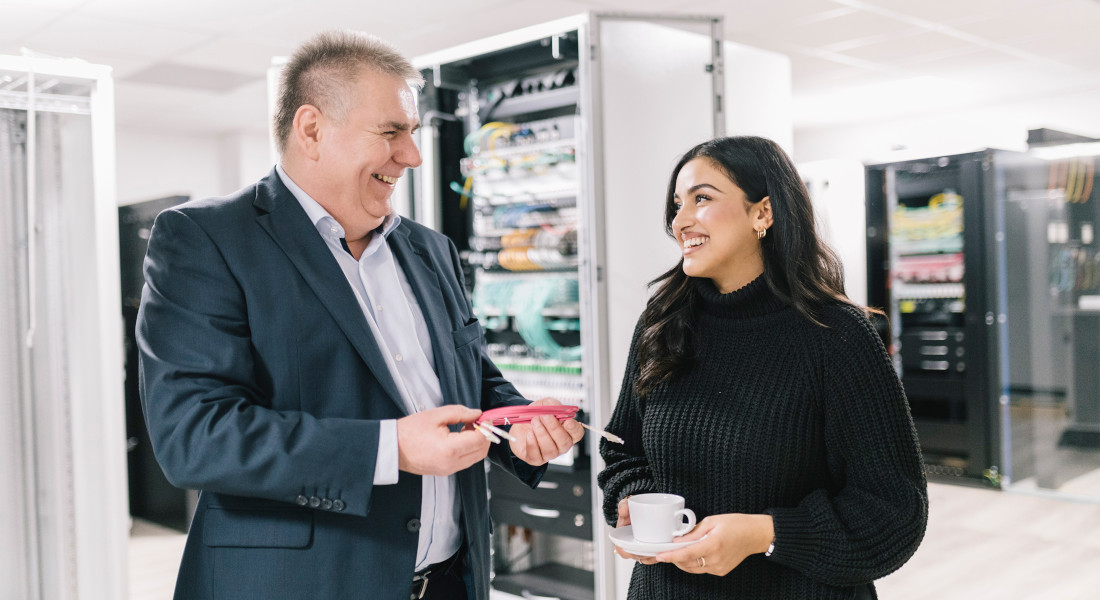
[119,196,192,530]
[417,34,595,600]
[866,151,1042,483]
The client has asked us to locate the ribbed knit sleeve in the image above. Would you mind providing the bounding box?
[765,305,928,585]
[597,321,657,526]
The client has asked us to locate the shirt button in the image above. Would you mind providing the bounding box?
[406,518,421,532]
[333,499,346,512]
[416,404,424,411]
[329,226,338,234]
[375,304,383,312]
[395,354,403,362]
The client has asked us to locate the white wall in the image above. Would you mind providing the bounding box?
[725,41,793,154]
[798,159,867,306]
[116,128,270,206]
[792,87,1100,165]
[218,131,274,194]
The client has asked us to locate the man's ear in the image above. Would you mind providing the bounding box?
[756,196,774,229]
[292,104,323,161]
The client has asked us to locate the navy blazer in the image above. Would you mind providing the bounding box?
[137,168,544,600]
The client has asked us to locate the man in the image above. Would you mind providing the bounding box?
[137,30,583,600]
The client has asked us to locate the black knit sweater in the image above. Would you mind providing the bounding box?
[598,276,928,600]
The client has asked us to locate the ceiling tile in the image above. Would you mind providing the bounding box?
[770,7,925,49]
[903,47,1021,74]
[579,0,689,11]
[173,40,294,75]
[398,0,596,58]
[847,0,1036,24]
[76,0,300,35]
[5,0,86,10]
[1012,34,1100,65]
[688,0,851,35]
[948,1,1096,45]
[0,4,65,44]
[790,54,878,93]
[122,62,261,93]
[19,14,211,63]
[233,5,428,55]
[838,30,982,66]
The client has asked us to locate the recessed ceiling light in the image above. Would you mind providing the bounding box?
[122,62,260,93]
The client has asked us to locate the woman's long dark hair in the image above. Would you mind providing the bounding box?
[633,136,864,398]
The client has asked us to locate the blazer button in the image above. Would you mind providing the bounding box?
[309,496,321,508]
[321,498,333,510]
[333,499,346,512]
[406,518,421,532]
[296,495,309,506]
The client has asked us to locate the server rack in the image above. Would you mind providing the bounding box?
[119,196,192,531]
[866,150,1045,484]
[0,53,127,600]
[410,14,725,600]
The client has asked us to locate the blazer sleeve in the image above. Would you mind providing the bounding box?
[443,237,546,488]
[137,208,383,517]
[597,320,657,525]
[764,306,928,585]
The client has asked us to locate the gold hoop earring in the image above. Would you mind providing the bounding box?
[757,228,766,239]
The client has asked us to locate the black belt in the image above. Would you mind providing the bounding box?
[411,550,463,600]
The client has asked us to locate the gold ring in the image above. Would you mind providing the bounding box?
[697,556,706,568]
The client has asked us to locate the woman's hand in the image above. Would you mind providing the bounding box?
[654,513,774,576]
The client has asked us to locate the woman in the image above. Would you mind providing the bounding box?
[598,136,927,599]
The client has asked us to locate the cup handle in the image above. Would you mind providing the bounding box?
[673,508,696,537]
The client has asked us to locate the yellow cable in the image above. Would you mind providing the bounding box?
[487,125,515,151]
[460,176,472,210]
[1081,160,1094,204]
[1068,160,1082,204]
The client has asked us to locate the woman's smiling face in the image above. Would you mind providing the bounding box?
[670,157,771,293]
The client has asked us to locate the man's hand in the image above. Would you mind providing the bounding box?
[508,398,584,466]
[396,405,491,476]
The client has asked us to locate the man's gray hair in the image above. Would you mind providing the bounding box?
[273,30,424,154]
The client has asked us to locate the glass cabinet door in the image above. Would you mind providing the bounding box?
[1002,151,1100,500]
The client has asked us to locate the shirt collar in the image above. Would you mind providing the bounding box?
[275,163,402,242]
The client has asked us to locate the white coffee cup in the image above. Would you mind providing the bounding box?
[627,493,696,544]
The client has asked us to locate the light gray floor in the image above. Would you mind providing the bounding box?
[129,518,186,600]
[131,482,1100,599]
[876,482,1100,599]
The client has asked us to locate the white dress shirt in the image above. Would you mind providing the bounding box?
[277,165,461,569]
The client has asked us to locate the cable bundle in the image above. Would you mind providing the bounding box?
[471,276,581,361]
[892,191,964,255]
[476,404,580,426]
[511,277,581,361]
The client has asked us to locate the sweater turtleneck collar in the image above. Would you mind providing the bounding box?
[693,274,789,320]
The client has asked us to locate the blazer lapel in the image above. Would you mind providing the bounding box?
[252,169,407,414]
[388,226,461,407]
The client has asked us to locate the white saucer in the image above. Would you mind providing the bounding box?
[608,525,705,557]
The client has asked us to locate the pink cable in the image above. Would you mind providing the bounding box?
[476,405,580,426]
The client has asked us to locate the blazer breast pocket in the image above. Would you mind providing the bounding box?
[202,506,314,549]
[452,320,483,350]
